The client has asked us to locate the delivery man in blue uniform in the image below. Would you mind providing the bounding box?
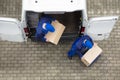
[35,15,55,42]
[68,35,94,59]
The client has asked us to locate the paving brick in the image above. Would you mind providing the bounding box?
[0,0,120,80]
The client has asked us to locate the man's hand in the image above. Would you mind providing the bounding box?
[46,39,50,42]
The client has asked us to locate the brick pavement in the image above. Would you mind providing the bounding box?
[0,0,120,80]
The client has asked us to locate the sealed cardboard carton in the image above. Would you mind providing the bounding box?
[45,20,65,45]
[81,43,102,66]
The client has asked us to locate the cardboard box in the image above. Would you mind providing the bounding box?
[81,43,102,66]
[45,20,65,45]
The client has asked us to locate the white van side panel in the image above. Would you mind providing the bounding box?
[23,0,86,12]
[0,18,27,42]
[85,16,119,40]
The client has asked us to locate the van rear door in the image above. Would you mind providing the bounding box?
[85,16,119,40]
[0,18,27,42]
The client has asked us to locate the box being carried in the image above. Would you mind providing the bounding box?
[81,43,102,66]
[45,20,65,45]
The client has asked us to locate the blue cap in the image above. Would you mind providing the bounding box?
[45,23,55,32]
[83,40,93,49]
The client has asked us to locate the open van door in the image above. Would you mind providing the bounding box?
[0,18,27,42]
[85,16,119,40]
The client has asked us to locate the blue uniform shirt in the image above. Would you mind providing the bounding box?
[68,35,94,58]
[35,16,55,42]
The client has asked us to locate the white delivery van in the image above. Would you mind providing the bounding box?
[0,0,119,42]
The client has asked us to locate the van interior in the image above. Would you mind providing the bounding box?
[26,11,82,41]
